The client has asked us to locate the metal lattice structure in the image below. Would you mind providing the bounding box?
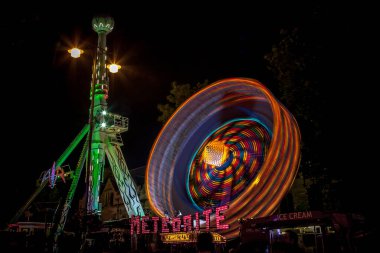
[9,16,144,252]
[84,16,144,218]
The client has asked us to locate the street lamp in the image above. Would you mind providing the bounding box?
[68,49,121,72]
[68,16,117,217]
[67,48,83,58]
[52,16,145,253]
[107,63,121,73]
[68,50,121,72]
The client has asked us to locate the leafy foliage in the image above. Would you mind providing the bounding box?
[264,21,340,211]
[157,80,209,124]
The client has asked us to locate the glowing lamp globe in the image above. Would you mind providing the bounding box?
[107,64,121,73]
[68,48,83,58]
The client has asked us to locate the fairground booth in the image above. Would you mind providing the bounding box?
[239,210,369,253]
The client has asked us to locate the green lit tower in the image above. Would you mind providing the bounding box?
[85,16,145,217]
[11,16,145,252]
[86,16,114,214]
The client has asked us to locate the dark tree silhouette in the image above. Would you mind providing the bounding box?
[264,6,345,211]
[157,80,209,124]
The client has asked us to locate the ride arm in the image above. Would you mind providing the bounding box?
[8,124,89,225]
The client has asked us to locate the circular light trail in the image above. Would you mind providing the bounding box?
[188,119,271,210]
[146,78,301,238]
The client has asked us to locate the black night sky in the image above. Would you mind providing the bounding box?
[1,4,374,229]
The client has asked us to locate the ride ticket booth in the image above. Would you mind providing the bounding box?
[239,211,367,253]
[161,231,226,253]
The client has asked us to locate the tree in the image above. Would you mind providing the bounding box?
[157,80,209,124]
[264,12,342,211]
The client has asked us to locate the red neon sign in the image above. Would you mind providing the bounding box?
[130,205,229,235]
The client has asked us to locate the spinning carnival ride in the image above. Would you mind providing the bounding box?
[11,16,300,246]
[146,78,301,238]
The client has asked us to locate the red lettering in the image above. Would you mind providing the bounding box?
[130,207,231,235]
[172,217,181,232]
[130,215,140,235]
[152,216,159,233]
[56,167,66,183]
[203,209,212,231]
[195,212,200,231]
[141,216,150,234]
[161,217,170,233]
[216,205,229,230]
[183,214,192,232]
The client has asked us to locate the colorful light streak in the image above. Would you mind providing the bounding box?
[146,78,301,238]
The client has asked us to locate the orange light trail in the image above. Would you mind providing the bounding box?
[146,78,301,238]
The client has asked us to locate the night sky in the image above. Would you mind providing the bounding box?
[1,4,373,227]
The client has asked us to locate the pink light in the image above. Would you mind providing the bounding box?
[172,218,181,232]
[183,215,192,232]
[203,209,212,231]
[130,215,140,235]
[195,212,200,231]
[161,217,170,233]
[141,216,150,234]
[152,216,159,233]
[216,205,229,230]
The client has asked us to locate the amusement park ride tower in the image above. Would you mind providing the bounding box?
[67,15,145,225]
[9,15,144,251]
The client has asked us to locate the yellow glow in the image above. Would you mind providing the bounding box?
[252,176,260,186]
[107,63,121,73]
[68,48,83,58]
[161,232,226,243]
[202,140,229,167]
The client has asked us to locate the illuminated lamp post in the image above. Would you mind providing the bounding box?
[67,16,116,218]
[33,16,143,253]
[64,16,144,221]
